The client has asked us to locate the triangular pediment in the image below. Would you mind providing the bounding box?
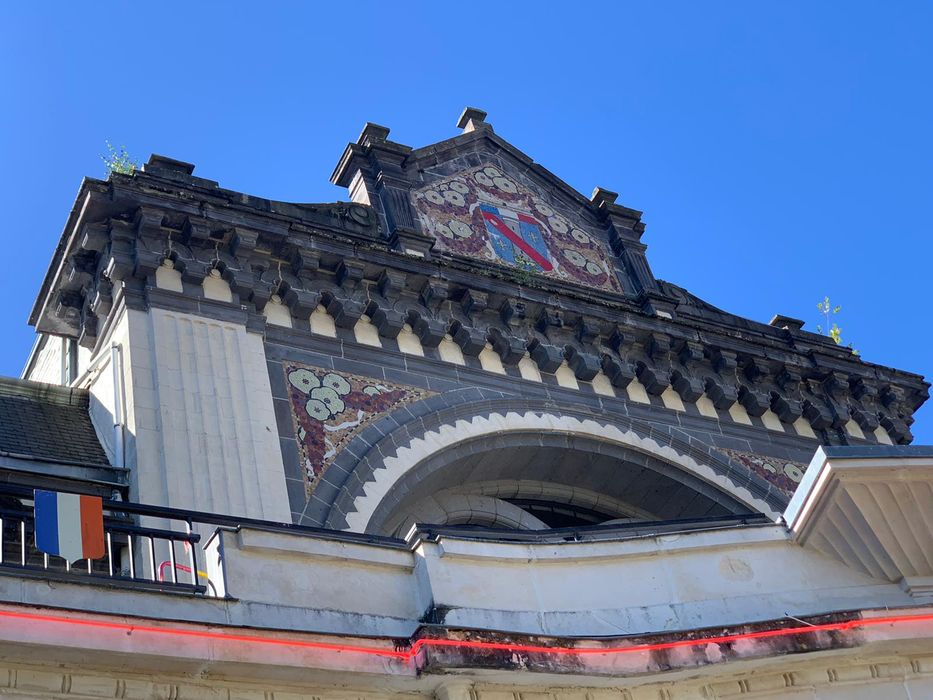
[332,111,645,298]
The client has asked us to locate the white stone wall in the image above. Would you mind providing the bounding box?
[82,338,121,467]
[0,665,928,700]
[22,334,63,384]
[416,526,914,636]
[123,307,291,521]
[24,335,93,386]
[201,523,921,639]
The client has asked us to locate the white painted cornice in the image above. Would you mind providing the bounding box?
[786,446,933,599]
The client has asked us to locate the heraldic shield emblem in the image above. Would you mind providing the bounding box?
[479,203,552,272]
[411,164,622,294]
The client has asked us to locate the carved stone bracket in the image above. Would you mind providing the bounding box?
[704,349,740,410]
[449,321,486,357]
[488,328,526,365]
[527,339,564,373]
[420,279,449,310]
[738,357,772,417]
[279,286,319,320]
[880,386,913,444]
[460,290,488,317]
[636,359,671,396]
[820,372,853,429]
[601,353,636,389]
[337,260,366,289]
[499,299,527,327]
[364,299,405,339]
[289,248,321,278]
[407,310,446,348]
[564,346,600,381]
[772,367,804,423]
[670,341,705,403]
[802,380,835,431]
[321,291,365,329]
[849,378,881,432]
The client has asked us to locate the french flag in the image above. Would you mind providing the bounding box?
[34,490,105,563]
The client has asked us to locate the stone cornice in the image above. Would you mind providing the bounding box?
[31,160,929,445]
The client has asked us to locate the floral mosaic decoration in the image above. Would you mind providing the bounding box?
[716,447,808,498]
[284,363,433,494]
[412,164,623,294]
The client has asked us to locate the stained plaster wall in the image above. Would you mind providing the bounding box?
[0,526,930,699]
[210,524,917,638]
[0,522,920,641]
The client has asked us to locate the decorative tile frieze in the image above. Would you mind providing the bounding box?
[283,362,434,493]
[716,447,808,497]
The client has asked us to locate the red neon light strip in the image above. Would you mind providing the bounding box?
[1,609,931,662]
[0,609,409,659]
[482,211,554,271]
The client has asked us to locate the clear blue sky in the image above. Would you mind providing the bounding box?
[1,3,930,441]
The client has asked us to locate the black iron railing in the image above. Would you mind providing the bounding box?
[0,484,207,595]
[0,482,407,597]
[412,513,774,543]
[0,486,768,597]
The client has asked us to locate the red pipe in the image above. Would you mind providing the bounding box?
[157,560,207,582]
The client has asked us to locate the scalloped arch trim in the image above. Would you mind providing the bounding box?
[344,411,780,532]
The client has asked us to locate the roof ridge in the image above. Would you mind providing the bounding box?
[0,376,89,407]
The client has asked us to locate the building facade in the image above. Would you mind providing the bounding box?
[0,108,930,699]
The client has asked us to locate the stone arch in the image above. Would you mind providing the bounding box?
[314,395,785,533]
[390,492,548,537]
[458,480,656,521]
[382,480,648,538]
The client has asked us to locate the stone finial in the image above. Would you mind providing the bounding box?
[591,187,619,207]
[357,122,391,146]
[769,314,805,331]
[457,107,489,133]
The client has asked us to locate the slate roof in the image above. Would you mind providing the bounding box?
[0,377,109,467]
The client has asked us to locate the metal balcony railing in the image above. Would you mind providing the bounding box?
[0,483,406,598]
[0,483,775,599]
[0,484,208,595]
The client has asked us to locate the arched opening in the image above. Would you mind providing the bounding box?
[366,432,756,537]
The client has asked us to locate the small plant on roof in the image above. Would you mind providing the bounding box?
[816,296,859,356]
[101,141,138,176]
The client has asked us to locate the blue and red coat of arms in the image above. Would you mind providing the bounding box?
[411,164,622,294]
[479,204,553,272]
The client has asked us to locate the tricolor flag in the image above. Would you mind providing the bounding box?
[34,490,105,563]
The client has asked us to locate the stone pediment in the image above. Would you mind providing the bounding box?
[411,164,624,294]
[332,108,658,302]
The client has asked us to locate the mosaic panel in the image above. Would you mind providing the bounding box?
[412,164,623,294]
[717,448,809,498]
[283,363,433,494]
